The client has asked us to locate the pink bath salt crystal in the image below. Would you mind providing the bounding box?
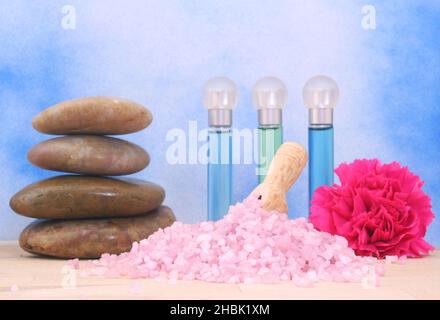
[260,247,273,259]
[306,270,318,282]
[182,273,196,281]
[321,249,334,260]
[280,273,290,281]
[67,258,80,270]
[266,237,276,247]
[199,221,215,232]
[338,254,353,264]
[257,266,271,276]
[216,238,226,247]
[397,255,407,264]
[261,273,280,284]
[227,275,241,284]
[200,241,211,251]
[385,255,399,264]
[196,233,212,242]
[10,285,19,292]
[340,268,354,282]
[131,242,140,253]
[375,264,386,276]
[334,235,349,247]
[243,277,258,284]
[319,271,332,282]
[168,270,179,281]
[293,275,314,288]
[242,243,254,252]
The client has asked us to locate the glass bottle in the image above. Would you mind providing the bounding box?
[252,77,287,183]
[303,75,339,209]
[203,76,238,221]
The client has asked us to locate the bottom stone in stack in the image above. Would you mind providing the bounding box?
[19,206,176,259]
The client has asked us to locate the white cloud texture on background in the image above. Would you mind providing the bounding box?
[0,0,439,244]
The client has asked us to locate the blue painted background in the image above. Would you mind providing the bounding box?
[0,1,439,245]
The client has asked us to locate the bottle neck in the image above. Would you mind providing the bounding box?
[208,109,232,127]
[258,109,282,127]
[308,109,333,126]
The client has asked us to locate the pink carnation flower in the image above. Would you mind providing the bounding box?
[309,159,435,258]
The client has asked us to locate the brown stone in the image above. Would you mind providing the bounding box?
[32,96,152,135]
[10,176,165,219]
[19,206,176,259]
[28,136,150,176]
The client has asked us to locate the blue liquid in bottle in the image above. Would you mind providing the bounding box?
[308,125,334,206]
[208,127,232,221]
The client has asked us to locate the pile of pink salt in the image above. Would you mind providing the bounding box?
[73,197,384,287]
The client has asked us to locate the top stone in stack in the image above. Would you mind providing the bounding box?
[32,96,153,135]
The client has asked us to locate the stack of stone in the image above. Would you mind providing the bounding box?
[10,97,175,259]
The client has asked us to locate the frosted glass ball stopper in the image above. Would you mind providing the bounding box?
[252,76,287,126]
[303,75,339,109]
[203,76,238,110]
[303,75,339,125]
[252,76,288,110]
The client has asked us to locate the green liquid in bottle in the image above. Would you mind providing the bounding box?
[257,126,283,183]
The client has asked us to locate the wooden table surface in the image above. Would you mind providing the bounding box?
[0,241,439,300]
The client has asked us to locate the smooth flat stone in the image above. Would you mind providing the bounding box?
[28,136,150,176]
[32,96,152,135]
[10,176,165,219]
[19,206,176,259]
